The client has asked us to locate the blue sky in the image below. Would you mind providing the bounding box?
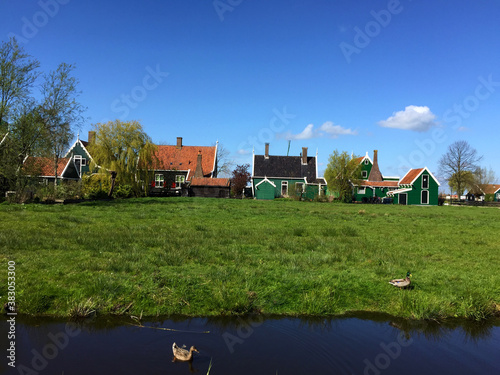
[2,0,500,186]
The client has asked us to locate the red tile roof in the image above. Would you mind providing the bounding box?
[359,180,399,187]
[191,177,230,187]
[24,157,70,177]
[481,184,500,194]
[399,168,424,185]
[152,145,216,178]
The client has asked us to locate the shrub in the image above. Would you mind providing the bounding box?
[82,173,110,199]
[113,184,134,199]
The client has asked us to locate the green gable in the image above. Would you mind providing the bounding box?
[65,140,93,177]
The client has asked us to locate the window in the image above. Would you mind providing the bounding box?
[281,181,288,196]
[362,170,368,178]
[81,158,87,166]
[175,175,185,188]
[422,175,429,189]
[295,182,304,193]
[421,190,429,204]
[358,187,366,194]
[155,174,164,188]
[364,159,369,165]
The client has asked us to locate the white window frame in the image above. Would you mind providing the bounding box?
[281,181,288,196]
[364,159,369,165]
[358,187,366,194]
[421,190,429,204]
[362,170,368,178]
[155,174,164,188]
[175,175,185,188]
[422,174,429,189]
[295,182,304,193]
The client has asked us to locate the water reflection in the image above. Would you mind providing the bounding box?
[1,313,499,375]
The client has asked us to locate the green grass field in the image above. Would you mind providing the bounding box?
[1,198,499,320]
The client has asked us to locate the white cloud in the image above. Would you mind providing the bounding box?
[281,122,357,140]
[378,105,437,132]
[318,121,358,137]
[292,124,315,139]
[237,148,251,155]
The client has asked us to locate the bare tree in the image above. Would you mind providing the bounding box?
[215,142,234,178]
[438,141,482,197]
[471,167,496,194]
[41,63,85,187]
[0,37,40,131]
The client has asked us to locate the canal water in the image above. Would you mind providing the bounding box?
[2,313,499,374]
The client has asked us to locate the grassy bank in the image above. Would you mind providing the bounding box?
[1,198,499,320]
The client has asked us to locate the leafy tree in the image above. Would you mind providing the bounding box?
[231,163,250,198]
[0,103,49,195]
[0,37,40,132]
[41,63,85,187]
[438,141,482,197]
[88,120,157,197]
[324,150,361,202]
[448,170,475,197]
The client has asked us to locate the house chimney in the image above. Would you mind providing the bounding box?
[302,147,308,165]
[88,131,96,145]
[368,149,383,181]
[176,137,182,149]
[194,150,203,178]
[265,143,269,159]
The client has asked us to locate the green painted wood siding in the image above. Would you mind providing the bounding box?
[254,179,277,200]
[253,178,325,200]
[360,160,372,180]
[67,142,91,176]
[404,173,439,205]
[354,186,388,201]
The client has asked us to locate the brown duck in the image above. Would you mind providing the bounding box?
[172,342,199,361]
[389,272,412,288]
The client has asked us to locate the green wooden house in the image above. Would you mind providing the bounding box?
[252,143,327,200]
[63,131,95,179]
[352,150,400,202]
[388,167,440,205]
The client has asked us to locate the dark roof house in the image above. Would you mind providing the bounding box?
[252,143,327,200]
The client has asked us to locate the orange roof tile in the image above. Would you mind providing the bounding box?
[481,184,500,194]
[359,180,399,187]
[152,145,216,178]
[24,157,70,177]
[191,177,230,187]
[399,168,424,185]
